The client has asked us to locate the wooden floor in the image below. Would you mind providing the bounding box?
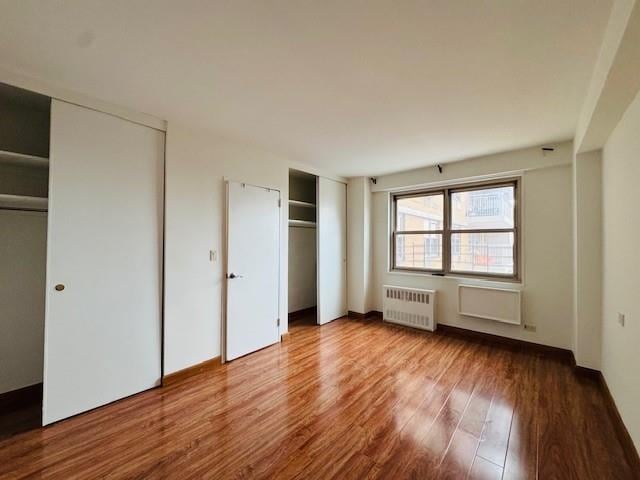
[0,316,635,479]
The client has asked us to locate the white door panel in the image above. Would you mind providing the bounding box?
[43,100,164,425]
[226,182,280,361]
[317,177,347,325]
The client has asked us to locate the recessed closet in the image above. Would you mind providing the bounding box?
[0,83,50,435]
[288,170,318,323]
[288,169,347,326]
[0,80,164,430]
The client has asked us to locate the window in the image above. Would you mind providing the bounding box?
[391,180,519,279]
[393,193,444,271]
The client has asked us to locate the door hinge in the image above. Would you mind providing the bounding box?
[277,318,280,326]
[278,198,282,208]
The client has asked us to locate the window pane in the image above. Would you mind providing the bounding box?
[451,186,514,230]
[450,232,514,275]
[395,233,442,270]
[396,194,444,231]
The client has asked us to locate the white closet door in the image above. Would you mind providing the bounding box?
[317,177,347,325]
[226,181,280,361]
[43,100,164,425]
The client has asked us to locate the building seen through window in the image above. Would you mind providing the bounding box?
[393,182,517,278]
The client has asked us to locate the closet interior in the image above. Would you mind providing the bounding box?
[288,169,318,324]
[0,83,51,437]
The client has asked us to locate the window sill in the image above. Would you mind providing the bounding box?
[387,269,523,287]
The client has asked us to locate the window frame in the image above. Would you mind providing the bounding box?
[390,178,521,281]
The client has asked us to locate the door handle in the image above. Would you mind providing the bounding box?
[55,284,65,291]
[227,273,244,279]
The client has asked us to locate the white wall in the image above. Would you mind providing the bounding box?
[364,178,373,311]
[288,226,316,313]
[0,210,47,394]
[602,89,640,450]
[575,0,640,153]
[371,143,574,349]
[347,177,373,314]
[573,150,603,369]
[164,122,343,374]
[164,123,288,374]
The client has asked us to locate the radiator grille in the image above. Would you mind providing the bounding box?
[383,286,436,332]
[386,288,430,304]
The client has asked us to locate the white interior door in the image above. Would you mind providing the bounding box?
[43,100,164,425]
[226,181,280,361]
[317,177,347,325]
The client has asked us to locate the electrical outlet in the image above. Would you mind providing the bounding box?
[210,250,217,262]
[524,324,537,332]
[618,313,625,327]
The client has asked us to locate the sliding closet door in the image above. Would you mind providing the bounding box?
[43,100,164,425]
[317,177,347,325]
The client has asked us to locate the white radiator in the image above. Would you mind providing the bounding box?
[383,285,436,332]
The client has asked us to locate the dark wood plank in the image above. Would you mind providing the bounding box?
[537,356,592,479]
[0,318,635,479]
[435,344,504,479]
[502,349,538,479]
[598,372,640,477]
[376,339,492,478]
[475,346,516,467]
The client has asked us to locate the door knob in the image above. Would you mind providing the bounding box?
[55,284,65,291]
[227,273,243,279]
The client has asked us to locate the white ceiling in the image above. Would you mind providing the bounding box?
[0,1,612,176]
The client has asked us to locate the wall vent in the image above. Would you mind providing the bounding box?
[382,285,436,332]
[458,285,521,325]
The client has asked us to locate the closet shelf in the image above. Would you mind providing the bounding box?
[289,199,316,209]
[288,219,316,228]
[0,194,48,212]
[0,150,49,168]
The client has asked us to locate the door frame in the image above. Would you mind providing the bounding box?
[160,134,167,383]
[222,179,281,364]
